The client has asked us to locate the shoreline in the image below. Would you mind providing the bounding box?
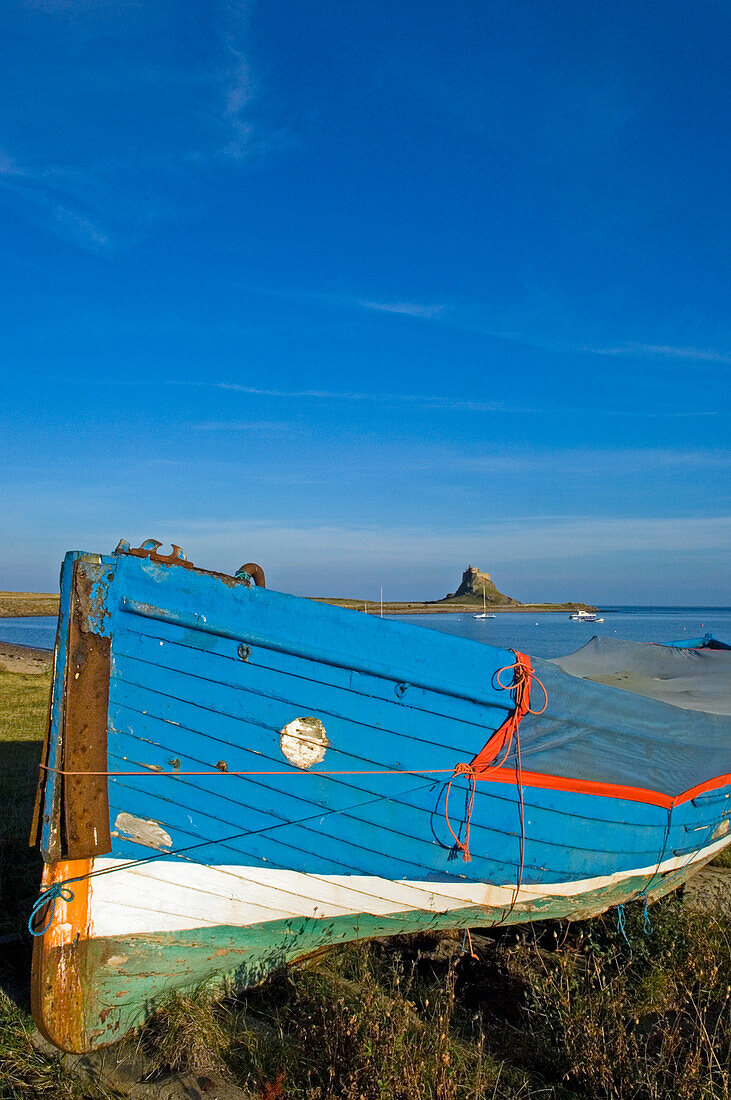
[379,605,599,616]
[2,591,598,621]
[311,599,599,615]
[0,639,53,673]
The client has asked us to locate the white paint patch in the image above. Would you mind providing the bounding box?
[112,812,172,851]
[87,834,731,939]
[713,818,730,840]
[280,716,329,769]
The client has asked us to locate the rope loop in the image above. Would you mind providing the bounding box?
[28,882,75,937]
[494,657,548,716]
[443,650,548,869]
[616,903,633,958]
[444,762,476,862]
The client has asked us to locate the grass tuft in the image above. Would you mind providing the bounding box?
[0,990,113,1100]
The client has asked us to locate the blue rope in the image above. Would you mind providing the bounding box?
[28,882,76,937]
[616,903,632,958]
[639,892,653,936]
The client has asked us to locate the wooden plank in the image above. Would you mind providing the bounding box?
[62,562,112,859]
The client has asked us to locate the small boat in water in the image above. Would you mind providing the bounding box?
[473,589,496,619]
[31,542,731,1052]
[666,632,731,651]
[569,610,603,622]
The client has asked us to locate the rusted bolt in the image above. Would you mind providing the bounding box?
[395,682,409,698]
[216,760,228,772]
[237,643,251,662]
[168,758,181,770]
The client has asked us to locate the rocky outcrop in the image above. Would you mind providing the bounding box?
[443,565,520,605]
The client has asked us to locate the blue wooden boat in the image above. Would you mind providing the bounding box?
[31,542,731,1052]
[666,632,731,650]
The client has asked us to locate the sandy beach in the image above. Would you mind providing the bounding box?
[0,640,52,675]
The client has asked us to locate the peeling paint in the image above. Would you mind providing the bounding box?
[112,813,172,850]
[280,716,329,769]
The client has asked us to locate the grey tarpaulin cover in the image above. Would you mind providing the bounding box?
[551,637,731,715]
[498,639,731,797]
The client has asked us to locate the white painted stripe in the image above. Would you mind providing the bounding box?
[85,834,731,938]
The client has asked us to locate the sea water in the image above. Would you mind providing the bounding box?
[391,607,731,659]
[0,608,730,661]
[0,616,58,650]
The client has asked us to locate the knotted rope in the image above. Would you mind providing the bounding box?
[28,882,76,937]
[444,651,547,863]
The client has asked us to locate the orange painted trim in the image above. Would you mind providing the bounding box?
[476,768,731,810]
[677,773,731,807]
[31,858,93,1054]
[40,858,93,947]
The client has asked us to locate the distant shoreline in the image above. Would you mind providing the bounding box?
[0,592,59,618]
[310,599,599,615]
[0,590,599,620]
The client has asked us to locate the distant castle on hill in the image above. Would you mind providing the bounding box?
[443,565,520,606]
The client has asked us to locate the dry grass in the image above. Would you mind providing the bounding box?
[0,989,119,1100]
[135,896,731,1099]
[140,943,540,1099]
[0,668,52,743]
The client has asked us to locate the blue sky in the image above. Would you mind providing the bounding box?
[1,0,729,603]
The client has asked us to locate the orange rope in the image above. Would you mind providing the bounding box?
[504,720,526,921]
[444,762,477,861]
[40,763,456,778]
[461,927,479,959]
[444,651,547,863]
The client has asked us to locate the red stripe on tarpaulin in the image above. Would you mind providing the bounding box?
[476,767,731,809]
[465,649,731,811]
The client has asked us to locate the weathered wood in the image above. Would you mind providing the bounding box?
[62,562,112,859]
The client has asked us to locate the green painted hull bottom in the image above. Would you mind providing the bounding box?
[47,866,695,1052]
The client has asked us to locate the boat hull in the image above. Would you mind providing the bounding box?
[33,839,726,1053]
[31,546,731,1051]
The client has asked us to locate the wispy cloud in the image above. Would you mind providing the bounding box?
[0,4,288,251]
[195,420,292,431]
[298,288,731,367]
[214,2,292,162]
[53,204,110,249]
[584,342,731,364]
[211,383,510,412]
[155,515,731,589]
[438,446,731,478]
[219,17,257,160]
[604,409,718,418]
[168,379,715,418]
[0,151,26,178]
[0,153,114,254]
[355,300,446,320]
